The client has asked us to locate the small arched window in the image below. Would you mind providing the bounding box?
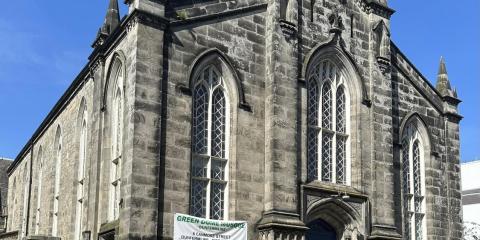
[191,65,229,220]
[52,127,62,237]
[307,61,350,185]
[109,61,124,221]
[75,106,87,240]
[8,177,17,230]
[34,147,43,234]
[21,163,29,238]
[401,124,426,240]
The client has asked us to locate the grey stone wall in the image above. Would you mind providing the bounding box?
[169,0,265,18]
[6,154,30,236]
[157,4,268,238]
[391,48,463,239]
[4,0,462,240]
[0,158,11,233]
[0,159,11,210]
[0,231,18,240]
[5,16,138,239]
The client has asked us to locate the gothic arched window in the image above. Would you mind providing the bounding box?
[307,61,350,185]
[109,62,124,221]
[75,106,87,240]
[21,163,29,238]
[52,127,62,237]
[402,125,426,240]
[191,65,229,220]
[34,147,43,235]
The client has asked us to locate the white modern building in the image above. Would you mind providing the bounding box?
[462,160,480,224]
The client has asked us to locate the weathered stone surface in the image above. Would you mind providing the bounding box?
[0,159,10,210]
[0,158,11,233]
[3,0,462,240]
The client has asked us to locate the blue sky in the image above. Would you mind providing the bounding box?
[0,1,478,162]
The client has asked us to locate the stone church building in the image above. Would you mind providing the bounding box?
[1,0,463,239]
[0,158,11,233]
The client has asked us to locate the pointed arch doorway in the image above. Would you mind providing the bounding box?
[306,219,337,240]
[304,196,367,240]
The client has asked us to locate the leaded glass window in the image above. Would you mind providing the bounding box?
[34,148,43,235]
[52,130,62,237]
[307,80,319,181]
[75,114,87,240]
[191,65,229,220]
[322,82,332,129]
[109,64,124,221]
[21,163,30,238]
[402,125,426,240]
[321,132,333,182]
[307,61,350,184]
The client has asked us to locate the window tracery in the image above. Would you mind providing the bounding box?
[109,61,124,221]
[191,66,229,220]
[402,124,426,240]
[52,128,62,237]
[75,108,87,240]
[307,61,350,185]
[34,148,43,234]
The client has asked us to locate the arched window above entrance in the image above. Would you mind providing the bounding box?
[307,60,351,185]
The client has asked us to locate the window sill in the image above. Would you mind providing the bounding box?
[302,181,368,199]
[99,219,119,237]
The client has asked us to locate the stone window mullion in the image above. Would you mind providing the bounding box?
[318,129,323,180]
[110,89,123,221]
[205,77,214,220]
[52,141,62,237]
[318,76,323,181]
[307,60,350,185]
[35,150,43,235]
[191,66,229,220]
[402,126,427,240]
[331,76,337,184]
[75,117,87,240]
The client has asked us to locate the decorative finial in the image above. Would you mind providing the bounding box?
[438,56,448,76]
[436,56,455,98]
[328,6,344,34]
[373,20,391,74]
[93,0,121,48]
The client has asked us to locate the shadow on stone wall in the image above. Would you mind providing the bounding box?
[170,0,217,8]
